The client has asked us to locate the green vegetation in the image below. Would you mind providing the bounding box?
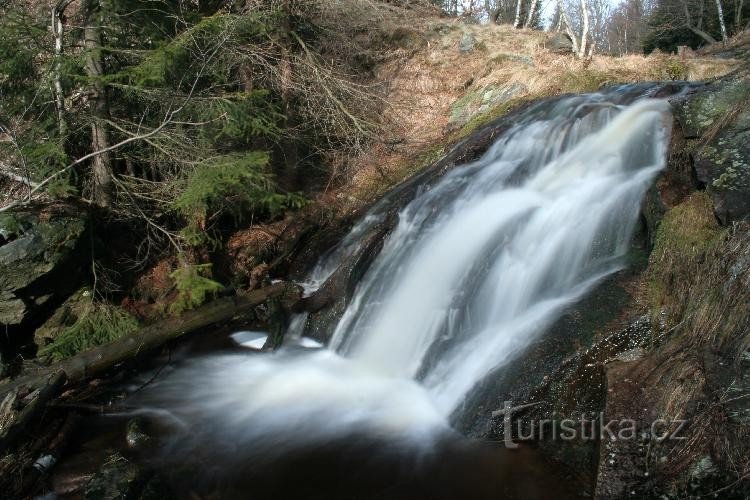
[173,153,304,246]
[169,264,223,314]
[39,303,139,361]
[647,192,725,315]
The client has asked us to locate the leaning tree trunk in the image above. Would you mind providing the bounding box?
[0,283,297,398]
[557,0,580,55]
[82,0,113,207]
[714,0,728,41]
[524,0,538,28]
[513,0,523,27]
[682,0,718,44]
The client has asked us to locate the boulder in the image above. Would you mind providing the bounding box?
[547,33,573,54]
[447,83,526,131]
[0,206,87,327]
[673,73,750,224]
[458,32,476,53]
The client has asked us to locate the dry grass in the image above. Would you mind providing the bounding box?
[322,20,741,217]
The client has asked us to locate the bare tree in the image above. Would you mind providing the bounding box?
[513,0,523,26]
[524,0,539,27]
[714,0,729,40]
[579,0,591,56]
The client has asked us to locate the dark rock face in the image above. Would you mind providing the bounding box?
[671,72,750,224]
[0,206,87,329]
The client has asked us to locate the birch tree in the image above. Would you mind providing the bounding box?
[714,0,728,40]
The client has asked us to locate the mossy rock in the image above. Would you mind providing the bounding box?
[0,206,87,325]
[693,103,750,223]
[674,74,750,138]
[448,83,526,131]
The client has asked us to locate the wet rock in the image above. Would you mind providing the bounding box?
[458,32,476,53]
[83,452,143,500]
[0,206,87,327]
[547,33,573,54]
[125,418,152,451]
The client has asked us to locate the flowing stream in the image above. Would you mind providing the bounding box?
[132,87,674,487]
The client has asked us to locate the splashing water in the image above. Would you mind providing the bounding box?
[134,89,674,461]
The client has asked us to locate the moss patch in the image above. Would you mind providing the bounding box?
[39,303,140,361]
[646,192,725,318]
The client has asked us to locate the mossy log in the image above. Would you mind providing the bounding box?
[0,282,299,399]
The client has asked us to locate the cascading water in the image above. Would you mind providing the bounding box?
[132,87,674,479]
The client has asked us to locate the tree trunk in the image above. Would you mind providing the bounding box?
[687,24,719,43]
[714,0,728,41]
[578,0,590,58]
[737,0,744,33]
[490,7,502,23]
[681,0,718,44]
[52,1,73,138]
[524,0,538,28]
[557,0,580,55]
[82,0,113,207]
[278,0,298,188]
[513,0,523,27]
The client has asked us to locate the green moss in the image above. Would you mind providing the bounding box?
[683,79,750,135]
[169,263,223,314]
[39,303,139,361]
[453,95,529,141]
[646,192,726,322]
[0,214,22,237]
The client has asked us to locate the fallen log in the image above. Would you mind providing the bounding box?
[0,282,299,398]
[0,371,66,453]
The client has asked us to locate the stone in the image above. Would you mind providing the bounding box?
[125,418,152,451]
[458,32,476,53]
[0,206,87,326]
[447,83,526,131]
[83,453,142,500]
[547,33,573,54]
[673,73,750,223]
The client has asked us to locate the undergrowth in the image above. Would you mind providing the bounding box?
[645,192,750,349]
[39,303,139,361]
[169,263,223,314]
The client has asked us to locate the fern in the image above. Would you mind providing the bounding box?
[39,303,139,361]
[169,264,223,314]
[173,152,305,245]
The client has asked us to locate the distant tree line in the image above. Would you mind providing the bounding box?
[432,0,748,54]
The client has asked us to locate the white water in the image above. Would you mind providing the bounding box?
[134,91,673,455]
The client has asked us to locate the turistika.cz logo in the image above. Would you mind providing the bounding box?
[491,401,688,449]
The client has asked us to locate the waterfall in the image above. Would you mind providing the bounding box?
[132,88,673,461]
